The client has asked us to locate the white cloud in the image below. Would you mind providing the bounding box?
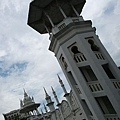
[0,0,120,120]
[0,50,7,57]
[82,0,120,66]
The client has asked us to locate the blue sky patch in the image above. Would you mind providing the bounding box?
[104,2,115,15]
[0,62,28,77]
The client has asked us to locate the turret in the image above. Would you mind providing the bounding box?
[51,86,64,120]
[43,87,55,112]
[58,75,68,95]
[20,99,23,108]
[51,86,60,105]
[58,75,73,111]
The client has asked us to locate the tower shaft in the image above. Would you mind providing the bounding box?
[28,1,120,120]
[49,18,120,120]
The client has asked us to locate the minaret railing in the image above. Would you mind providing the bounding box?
[112,80,120,90]
[104,114,120,120]
[52,16,84,34]
[74,53,87,63]
[90,115,95,120]
[94,51,105,60]
[44,12,54,27]
[88,81,103,92]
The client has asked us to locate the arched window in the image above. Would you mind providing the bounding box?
[88,39,99,51]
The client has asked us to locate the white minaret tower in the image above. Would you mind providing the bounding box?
[43,87,55,112]
[58,75,73,111]
[51,86,60,105]
[51,86,64,120]
[28,0,120,120]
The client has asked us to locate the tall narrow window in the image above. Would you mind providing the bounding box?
[88,39,99,51]
[102,64,115,79]
[82,100,93,115]
[79,66,98,82]
[70,45,86,63]
[67,71,77,85]
[96,96,116,114]
[67,71,82,94]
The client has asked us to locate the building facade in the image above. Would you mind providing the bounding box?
[27,0,120,120]
[3,77,85,120]
[4,0,120,120]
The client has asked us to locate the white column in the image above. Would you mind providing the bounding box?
[58,6,67,18]
[70,4,79,17]
[44,12,54,27]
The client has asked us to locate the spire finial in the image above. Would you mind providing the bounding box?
[51,86,55,93]
[23,88,28,97]
[43,87,49,98]
[20,99,23,108]
[57,75,68,94]
[57,74,61,81]
[32,96,34,102]
[51,86,60,105]
[57,74,64,86]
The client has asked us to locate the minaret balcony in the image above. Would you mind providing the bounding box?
[94,51,105,61]
[52,16,84,35]
[104,114,120,120]
[74,53,87,63]
[90,115,95,120]
[112,79,120,90]
[90,114,120,120]
[75,81,104,97]
[87,81,103,93]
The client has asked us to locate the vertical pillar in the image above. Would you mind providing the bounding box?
[44,12,54,27]
[52,86,65,120]
[58,6,67,18]
[58,75,73,111]
[70,4,79,17]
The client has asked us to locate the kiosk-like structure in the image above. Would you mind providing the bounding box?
[28,0,120,120]
[20,90,40,119]
[28,0,85,34]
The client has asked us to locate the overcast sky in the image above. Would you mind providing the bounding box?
[0,0,120,119]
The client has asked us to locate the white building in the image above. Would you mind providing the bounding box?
[3,77,85,120]
[4,0,120,120]
[27,0,120,120]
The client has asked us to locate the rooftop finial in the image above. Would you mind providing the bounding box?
[20,99,23,108]
[51,86,60,105]
[57,75,68,94]
[57,74,61,80]
[51,86,55,93]
[43,87,49,98]
[23,88,28,97]
[57,74,64,86]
